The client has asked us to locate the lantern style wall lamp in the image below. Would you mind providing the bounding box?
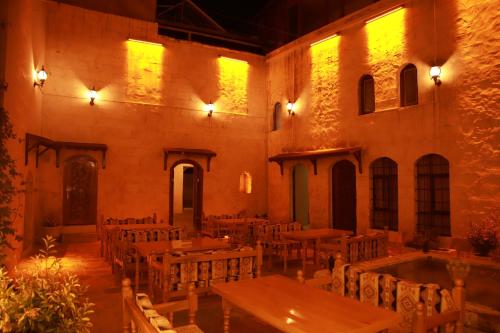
[430,66,442,86]
[205,101,215,117]
[287,101,296,116]
[88,86,97,105]
[33,66,47,87]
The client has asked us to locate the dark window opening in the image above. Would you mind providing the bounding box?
[359,75,375,115]
[370,158,398,231]
[400,64,418,106]
[416,154,451,237]
[272,102,281,131]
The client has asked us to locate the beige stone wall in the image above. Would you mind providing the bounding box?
[3,0,47,263]
[266,0,500,239]
[32,2,267,234]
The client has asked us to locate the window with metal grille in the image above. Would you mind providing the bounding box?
[359,74,375,115]
[370,157,398,231]
[416,154,451,236]
[400,64,418,106]
[272,102,281,131]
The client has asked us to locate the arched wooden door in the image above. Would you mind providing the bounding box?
[332,160,357,233]
[63,156,98,225]
[169,159,203,231]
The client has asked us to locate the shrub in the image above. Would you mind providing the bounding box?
[0,236,94,332]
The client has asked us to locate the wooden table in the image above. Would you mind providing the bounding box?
[132,237,231,291]
[281,228,353,271]
[212,275,400,333]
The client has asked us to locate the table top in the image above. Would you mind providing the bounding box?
[215,218,268,225]
[102,224,174,231]
[133,237,231,256]
[281,228,353,241]
[212,275,400,333]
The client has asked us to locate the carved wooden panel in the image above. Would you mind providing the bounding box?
[63,156,97,225]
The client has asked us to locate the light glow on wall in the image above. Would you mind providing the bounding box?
[366,7,406,109]
[126,39,165,104]
[310,34,340,139]
[217,56,249,114]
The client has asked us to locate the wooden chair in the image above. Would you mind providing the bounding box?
[266,222,301,272]
[122,278,203,333]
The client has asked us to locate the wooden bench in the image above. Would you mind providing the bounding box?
[297,253,467,333]
[148,242,263,302]
[122,278,203,333]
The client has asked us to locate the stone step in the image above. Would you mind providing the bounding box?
[61,232,98,243]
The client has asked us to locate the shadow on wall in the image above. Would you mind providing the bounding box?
[407,0,457,68]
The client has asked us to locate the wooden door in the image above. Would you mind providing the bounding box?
[63,156,97,225]
[332,160,356,233]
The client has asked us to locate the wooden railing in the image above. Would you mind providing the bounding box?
[298,252,468,333]
[148,242,263,302]
[318,231,388,266]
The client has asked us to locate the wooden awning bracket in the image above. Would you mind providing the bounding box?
[25,133,108,169]
[163,148,216,172]
[269,147,362,176]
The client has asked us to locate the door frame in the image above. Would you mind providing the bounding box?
[331,159,357,233]
[169,159,203,230]
[63,155,98,226]
[291,163,309,226]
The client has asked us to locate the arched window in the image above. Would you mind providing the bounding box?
[416,154,450,236]
[272,102,281,131]
[239,172,252,194]
[400,64,418,106]
[370,158,398,231]
[359,75,375,115]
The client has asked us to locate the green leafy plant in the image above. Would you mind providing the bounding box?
[0,235,94,332]
[0,106,21,263]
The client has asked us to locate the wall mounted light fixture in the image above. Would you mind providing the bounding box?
[365,6,404,24]
[429,66,442,86]
[33,66,47,87]
[310,33,339,47]
[206,101,215,117]
[88,86,97,105]
[127,38,163,47]
[287,101,296,116]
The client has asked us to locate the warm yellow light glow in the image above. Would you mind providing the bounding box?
[310,34,340,139]
[310,33,338,47]
[217,56,249,114]
[366,6,406,108]
[88,87,98,105]
[218,56,248,64]
[204,101,215,116]
[286,102,295,115]
[365,6,404,24]
[126,39,164,104]
[430,66,441,78]
[34,66,47,87]
[127,38,163,47]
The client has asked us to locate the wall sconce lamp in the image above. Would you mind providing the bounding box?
[33,66,47,87]
[88,86,97,105]
[206,101,215,117]
[287,101,296,116]
[430,66,442,86]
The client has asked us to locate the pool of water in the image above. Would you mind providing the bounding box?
[374,257,500,311]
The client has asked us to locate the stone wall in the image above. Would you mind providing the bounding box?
[3,0,47,263]
[31,2,267,236]
[266,0,500,239]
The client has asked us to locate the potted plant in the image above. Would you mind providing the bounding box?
[42,213,62,241]
[467,214,498,256]
[0,236,94,332]
[406,228,439,253]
